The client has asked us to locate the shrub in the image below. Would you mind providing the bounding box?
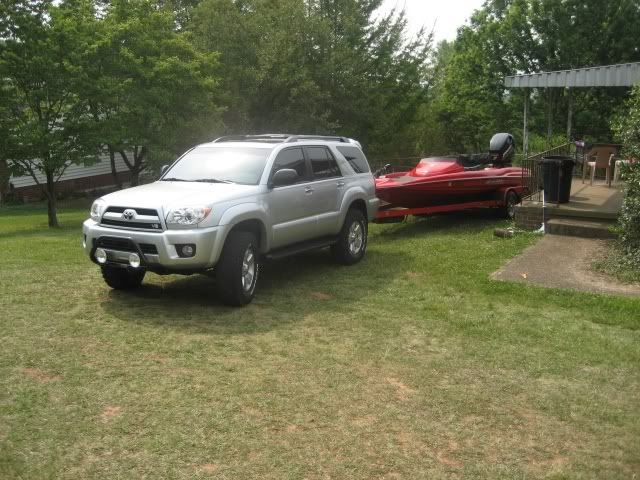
[617,162,640,266]
[612,85,640,267]
[612,85,640,161]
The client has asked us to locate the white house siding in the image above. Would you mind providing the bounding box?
[10,152,131,188]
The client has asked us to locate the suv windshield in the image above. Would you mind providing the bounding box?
[163,147,271,185]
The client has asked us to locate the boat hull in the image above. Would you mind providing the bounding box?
[375,162,526,209]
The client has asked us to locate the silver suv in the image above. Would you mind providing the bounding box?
[83,134,379,305]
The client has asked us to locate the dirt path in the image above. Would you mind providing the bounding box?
[492,234,640,297]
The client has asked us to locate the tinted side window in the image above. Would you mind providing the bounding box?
[307,147,341,179]
[272,148,307,180]
[336,146,370,174]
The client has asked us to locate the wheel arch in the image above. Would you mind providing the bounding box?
[338,188,370,226]
[499,187,521,206]
[228,219,268,254]
[348,198,368,220]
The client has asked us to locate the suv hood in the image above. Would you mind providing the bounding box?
[101,181,261,210]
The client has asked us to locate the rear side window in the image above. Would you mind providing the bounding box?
[336,146,370,174]
[272,147,307,180]
[307,147,341,179]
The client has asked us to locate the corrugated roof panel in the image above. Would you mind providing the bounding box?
[10,153,132,188]
[505,62,640,88]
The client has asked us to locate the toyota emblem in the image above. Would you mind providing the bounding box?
[122,209,136,221]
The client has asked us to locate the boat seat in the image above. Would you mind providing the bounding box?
[458,154,489,169]
[463,164,486,171]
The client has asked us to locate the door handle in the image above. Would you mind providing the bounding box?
[336,181,345,188]
[305,187,314,194]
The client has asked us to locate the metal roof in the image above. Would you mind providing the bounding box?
[504,62,640,88]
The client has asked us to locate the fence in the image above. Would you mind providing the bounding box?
[520,143,585,202]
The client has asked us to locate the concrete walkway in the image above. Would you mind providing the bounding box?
[492,234,640,297]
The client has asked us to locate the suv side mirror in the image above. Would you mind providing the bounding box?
[270,168,298,187]
[160,165,170,177]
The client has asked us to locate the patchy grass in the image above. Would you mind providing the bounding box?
[1,205,639,479]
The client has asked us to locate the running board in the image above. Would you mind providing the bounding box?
[265,237,338,261]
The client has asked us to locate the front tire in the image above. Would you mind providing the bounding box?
[332,208,368,265]
[216,231,259,306]
[101,265,145,290]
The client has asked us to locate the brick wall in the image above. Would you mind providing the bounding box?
[515,202,544,230]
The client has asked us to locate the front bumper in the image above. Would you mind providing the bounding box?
[82,220,229,272]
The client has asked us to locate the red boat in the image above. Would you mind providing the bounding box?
[374,133,528,220]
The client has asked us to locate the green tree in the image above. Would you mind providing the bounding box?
[611,85,640,265]
[0,0,101,226]
[434,0,640,153]
[84,0,221,186]
[612,85,640,161]
[191,0,432,158]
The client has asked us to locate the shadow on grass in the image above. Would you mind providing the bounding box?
[374,210,509,239]
[101,248,411,333]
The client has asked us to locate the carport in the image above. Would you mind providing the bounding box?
[505,62,640,158]
[504,62,640,236]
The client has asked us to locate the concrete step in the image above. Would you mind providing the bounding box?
[545,205,619,221]
[546,218,617,239]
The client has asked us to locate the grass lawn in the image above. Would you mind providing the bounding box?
[1,204,639,479]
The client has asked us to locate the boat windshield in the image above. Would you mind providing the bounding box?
[423,157,460,162]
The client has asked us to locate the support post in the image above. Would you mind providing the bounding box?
[523,88,529,159]
[566,88,573,141]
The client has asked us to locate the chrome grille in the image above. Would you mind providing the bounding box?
[100,206,163,231]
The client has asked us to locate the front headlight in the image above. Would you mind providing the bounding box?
[90,199,106,221]
[166,206,212,226]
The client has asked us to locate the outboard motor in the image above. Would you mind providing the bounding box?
[489,133,515,165]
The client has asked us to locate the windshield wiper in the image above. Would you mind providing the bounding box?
[161,177,190,182]
[193,178,234,184]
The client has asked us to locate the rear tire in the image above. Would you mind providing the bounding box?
[331,208,368,265]
[216,231,259,306]
[503,191,520,219]
[101,266,145,290]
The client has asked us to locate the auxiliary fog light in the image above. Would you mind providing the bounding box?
[82,235,87,249]
[128,253,141,268]
[95,248,107,264]
[181,244,195,257]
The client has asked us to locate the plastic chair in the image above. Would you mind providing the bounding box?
[582,148,615,187]
[613,158,631,183]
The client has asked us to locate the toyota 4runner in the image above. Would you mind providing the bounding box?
[83,134,379,305]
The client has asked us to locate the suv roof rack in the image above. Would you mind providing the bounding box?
[212,134,289,143]
[284,135,350,143]
[212,134,353,144]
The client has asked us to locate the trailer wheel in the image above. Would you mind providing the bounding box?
[503,191,520,219]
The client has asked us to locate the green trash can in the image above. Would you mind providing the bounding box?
[539,155,575,203]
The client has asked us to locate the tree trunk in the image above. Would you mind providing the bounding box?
[45,169,59,228]
[0,158,9,205]
[131,146,147,186]
[119,147,146,187]
[108,145,123,190]
[131,169,140,187]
